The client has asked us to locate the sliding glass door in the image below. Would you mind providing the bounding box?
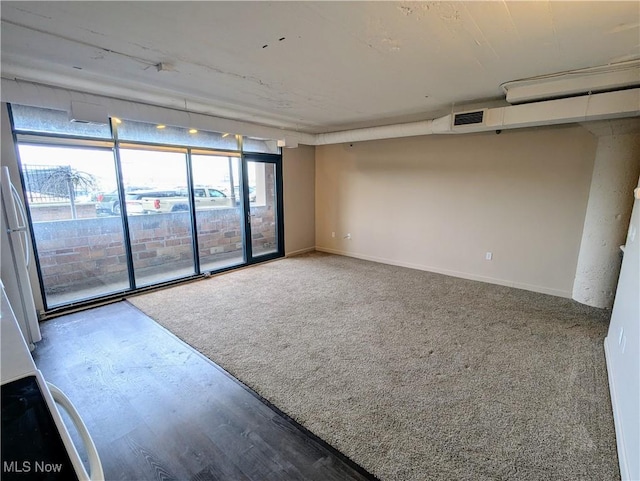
[244,154,283,262]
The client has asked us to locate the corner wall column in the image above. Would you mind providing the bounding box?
[572,121,640,308]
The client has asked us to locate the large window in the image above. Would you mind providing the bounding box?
[191,153,246,272]
[16,143,129,307]
[119,147,197,288]
[10,106,283,311]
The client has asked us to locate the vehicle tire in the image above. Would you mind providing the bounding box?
[112,202,120,215]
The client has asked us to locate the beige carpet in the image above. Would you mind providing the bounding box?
[128,252,619,481]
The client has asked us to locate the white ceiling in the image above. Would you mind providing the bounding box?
[1,1,639,135]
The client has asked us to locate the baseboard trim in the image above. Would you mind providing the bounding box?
[315,247,572,298]
[604,336,629,481]
[285,247,316,257]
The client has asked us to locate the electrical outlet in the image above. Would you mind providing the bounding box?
[331,232,335,238]
[485,252,493,261]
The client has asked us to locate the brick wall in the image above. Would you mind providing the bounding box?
[33,216,128,292]
[32,205,275,295]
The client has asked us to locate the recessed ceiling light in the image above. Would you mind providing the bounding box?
[222,133,230,138]
[112,117,122,124]
[189,129,198,134]
[156,124,166,129]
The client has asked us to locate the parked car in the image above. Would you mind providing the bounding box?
[95,190,121,215]
[220,185,256,203]
[127,190,181,214]
[141,187,233,213]
[96,187,153,215]
[241,186,257,203]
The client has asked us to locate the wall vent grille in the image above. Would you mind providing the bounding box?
[453,110,485,126]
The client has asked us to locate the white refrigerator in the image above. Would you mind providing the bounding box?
[1,165,41,349]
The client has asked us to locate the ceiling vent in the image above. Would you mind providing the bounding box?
[452,110,486,128]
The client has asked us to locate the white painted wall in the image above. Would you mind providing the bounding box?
[605,180,640,481]
[315,125,597,297]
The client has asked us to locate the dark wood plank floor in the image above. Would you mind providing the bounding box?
[32,301,377,481]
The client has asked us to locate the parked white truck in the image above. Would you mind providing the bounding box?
[141,187,234,213]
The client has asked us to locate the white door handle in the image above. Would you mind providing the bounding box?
[47,382,104,481]
[11,182,30,267]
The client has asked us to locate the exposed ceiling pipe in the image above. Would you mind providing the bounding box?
[501,60,640,104]
[314,118,443,146]
[479,89,640,132]
[312,88,640,145]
